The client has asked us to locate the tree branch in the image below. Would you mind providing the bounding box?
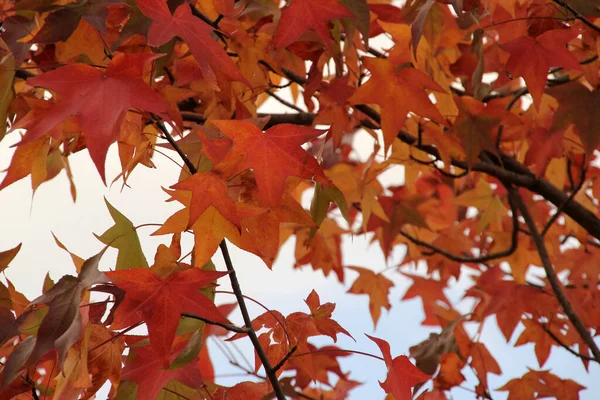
[540,323,596,362]
[154,121,287,400]
[218,241,286,399]
[541,161,586,237]
[512,191,600,363]
[398,190,519,263]
[181,313,249,334]
[552,0,600,34]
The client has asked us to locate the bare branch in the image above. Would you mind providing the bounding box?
[512,190,600,363]
[181,313,249,334]
[398,190,519,263]
[153,120,287,400]
[552,0,600,34]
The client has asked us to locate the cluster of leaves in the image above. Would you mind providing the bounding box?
[0,0,599,399]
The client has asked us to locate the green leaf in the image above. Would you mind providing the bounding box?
[341,0,370,44]
[97,198,148,270]
[169,330,202,370]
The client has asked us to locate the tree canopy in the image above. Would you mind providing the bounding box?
[1,0,600,399]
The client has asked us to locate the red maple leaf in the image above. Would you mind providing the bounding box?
[106,268,229,366]
[213,120,329,207]
[273,0,354,50]
[15,53,169,182]
[349,58,447,152]
[121,344,204,399]
[136,0,249,90]
[367,335,431,400]
[500,28,583,109]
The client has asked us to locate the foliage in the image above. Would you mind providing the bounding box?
[1,0,600,399]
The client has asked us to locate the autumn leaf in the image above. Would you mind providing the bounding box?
[14,52,169,181]
[119,344,204,399]
[367,334,431,400]
[349,58,447,152]
[84,324,126,399]
[106,267,228,366]
[346,266,393,327]
[170,171,241,228]
[547,82,600,158]
[0,243,21,274]
[0,252,108,389]
[514,319,554,367]
[97,199,148,270]
[499,28,583,109]
[136,0,249,90]
[273,0,354,50]
[213,120,329,207]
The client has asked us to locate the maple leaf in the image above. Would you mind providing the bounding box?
[349,58,447,152]
[136,0,249,90]
[0,243,21,274]
[212,120,329,207]
[367,335,431,400]
[96,199,148,270]
[84,324,125,399]
[106,267,228,366]
[547,82,600,158]
[273,0,354,50]
[346,266,393,327]
[15,52,169,181]
[170,171,241,228]
[499,28,583,109]
[120,344,204,399]
[514,319,554,367]
[470,342,502,388]
[0,252,107,389]
[498,370,585,400]
[452,96,521,167]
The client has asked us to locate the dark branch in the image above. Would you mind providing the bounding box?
[399,190,519,263]
[154,120,287,400]
[552,0,600,34]
[181,313,249,334]
[512,190,600,363]
[540,323,596,362]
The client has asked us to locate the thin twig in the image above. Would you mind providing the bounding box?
[540,161,586,237]
[552,0,600,34]
[181,313,249,334]
[512,190,600,363]
[266,90,305,113]
[398,191,519,263]
[218,241,286,399]
[272,344,297,373]
[155,119,286,399]
[540,323,596,362]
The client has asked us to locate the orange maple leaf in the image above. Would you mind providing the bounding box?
[346,266,393,327]
[349,58,447,152]
[171,171,241,228]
